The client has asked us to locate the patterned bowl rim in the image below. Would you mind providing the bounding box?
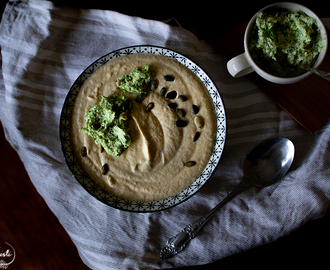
[59,45,227,212]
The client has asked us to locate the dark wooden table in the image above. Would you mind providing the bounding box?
[1,0,330,269]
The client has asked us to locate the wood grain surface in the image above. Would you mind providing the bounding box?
[248,45,330,134]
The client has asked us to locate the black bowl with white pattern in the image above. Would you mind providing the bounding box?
[59,45,226,212]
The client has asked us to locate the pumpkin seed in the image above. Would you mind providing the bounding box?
[101,164,109,175]
[174,120,187,127]
[184,161,196,167]
[99,144,104,153]
[145,102,154,112]
[135,92,148,103]
[192,104,199,114]
[81,146,87,157]
[168,103,177,109]
[164,75,175,81]
[159,87,167,97]
[176,108,185,118]
[178,95,188,102]
[166,91,177,99]
[150,79,158,91]
[193,131,200,142]
[194,116,204,129]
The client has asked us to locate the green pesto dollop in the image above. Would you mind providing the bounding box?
[116,64,154,94]
[249,9,324,77]
[80,95,131,157]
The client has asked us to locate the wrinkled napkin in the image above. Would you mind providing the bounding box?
[1,0,330,269]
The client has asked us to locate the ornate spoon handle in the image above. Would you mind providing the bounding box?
[159,216,207,259]
[160,178,252,259]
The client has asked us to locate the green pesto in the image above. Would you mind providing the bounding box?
[249,9,323,77]
[80,95,131,157]
[116,65,154,94]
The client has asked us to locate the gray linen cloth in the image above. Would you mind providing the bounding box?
[1,0,330,269]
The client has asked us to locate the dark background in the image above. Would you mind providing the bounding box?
[1,0,329,269]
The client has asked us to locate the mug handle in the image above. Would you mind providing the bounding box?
[227,53,254,78]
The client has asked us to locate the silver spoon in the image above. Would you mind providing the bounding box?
[301,67,330,82]
[160,137,295,259]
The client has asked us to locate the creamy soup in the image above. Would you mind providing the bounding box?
[71,54,217,202]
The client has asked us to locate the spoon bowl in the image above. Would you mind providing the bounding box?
[244,137,295,188]
[160,137,295,259]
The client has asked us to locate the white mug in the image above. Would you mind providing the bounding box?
[227,2,328,84]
